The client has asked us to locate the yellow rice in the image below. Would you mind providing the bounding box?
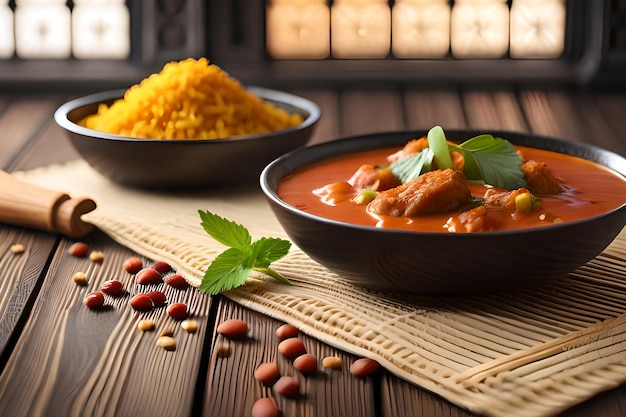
[80,57,304,140]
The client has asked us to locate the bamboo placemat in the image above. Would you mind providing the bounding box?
[15,160,626,417]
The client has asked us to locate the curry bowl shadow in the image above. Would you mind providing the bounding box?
[54,87,320,189]
[260,130,626,296]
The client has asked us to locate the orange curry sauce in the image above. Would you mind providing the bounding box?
[277,145,626,233]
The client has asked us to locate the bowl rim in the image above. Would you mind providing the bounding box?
[260,129,626,238]
[54,86,321,143]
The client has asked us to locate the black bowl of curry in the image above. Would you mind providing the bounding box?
[260,129,626,296]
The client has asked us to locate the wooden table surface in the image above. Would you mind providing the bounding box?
[1,87,626,417]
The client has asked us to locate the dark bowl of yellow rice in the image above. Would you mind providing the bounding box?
[54,86,320,189]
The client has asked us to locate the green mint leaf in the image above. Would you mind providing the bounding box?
[427,126,453,170]
[198,209,251,250]
[198,210,293,294]
[252,237,292,267]
[453,134,527,190]
[199,247,251,295]
[390,148,434,183]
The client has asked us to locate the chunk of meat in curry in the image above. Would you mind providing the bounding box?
[521,160,563,195]
[368,169,472,217]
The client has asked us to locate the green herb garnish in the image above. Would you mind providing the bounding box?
[198,210,292,295]
[452,134,527,190]
[390,127,527,190]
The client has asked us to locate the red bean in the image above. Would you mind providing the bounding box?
[68,242,89,257]
[166,273,190,290]
[349,358,381,377]
[216,319,248,340]
[130,293,153,311]
[274,375,300,398]
[276,323,298,340]
[151,261,172,274]
[251,397,281,417]
[254,362,281,387]
[135,268,163,285]
[278,338,306,360]
[101,279,124,296]
[293,353,317,374]
[83,291,104,309]
[123,257,143,274]
[167,302,188,320]
[147,290,167,307]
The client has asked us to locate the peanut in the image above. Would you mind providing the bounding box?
[216,319,248,340]
[350,358,381,377]
[10,243,25,254]
[157,336,176,351]
[68,242,89,257]
[123,256,143,274]
[167,302,188,320]
[293,353,318,374]
[274,375,300,398]
[72,271,88,286]
[254,362,281,387]
[138,319,155,331]
[181,319,198,333]
[101,279,124,296]
[278,338,306,360]
[89,250,104,263]
[83,291,104,309]
[251,397,281,417]
[136,268,163,285]
[276,323,298,340]
[322,356,343,370]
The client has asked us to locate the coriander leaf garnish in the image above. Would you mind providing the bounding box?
[452,134,527,190]
[390,148,433,183]
[390,127,527,190]
[198,210,292,295]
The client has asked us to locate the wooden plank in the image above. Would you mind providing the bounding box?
[0,230,212,417]
[0,227,57,363]
[581,93,626,155]
[462,90,528,132]
[339,90,405,137]
[203,299,377,417]
[403,89,467,130]
[291,89,341,145]
[0,96,63,171]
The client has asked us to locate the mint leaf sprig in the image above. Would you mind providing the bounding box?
[391,126,527,190]
[198,210,292,295]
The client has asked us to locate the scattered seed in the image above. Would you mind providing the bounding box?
[216,343,231,358]
[293,353,318,374]
[136,268,163,285]
[151,261,172,274]
[138,319,155,331]
[72,271,88,286]
[217,319,248,340]
[130,293,153,311]
[160,327,175,337]
[157,335,176,351]
[123,256,143,274]
[68,242,89,257]
[89,250,104,263]
[101,279,124,296]
[322,356,343,370]
[350,358,381,377]
[10,243,25,254]
[83,291,105,309]
[274,375,300,398]
[254,362,281,387]
[147,290,167,307]
[251,397,281,417]
[276,323,298,340]
[167,302,188,320]
[165,273,190,290]
[181,319,198,333]
[278,338,306,360]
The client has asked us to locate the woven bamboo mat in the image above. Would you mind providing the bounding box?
[15,160,626,417]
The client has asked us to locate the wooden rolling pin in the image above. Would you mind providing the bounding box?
[0,170,96,238]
